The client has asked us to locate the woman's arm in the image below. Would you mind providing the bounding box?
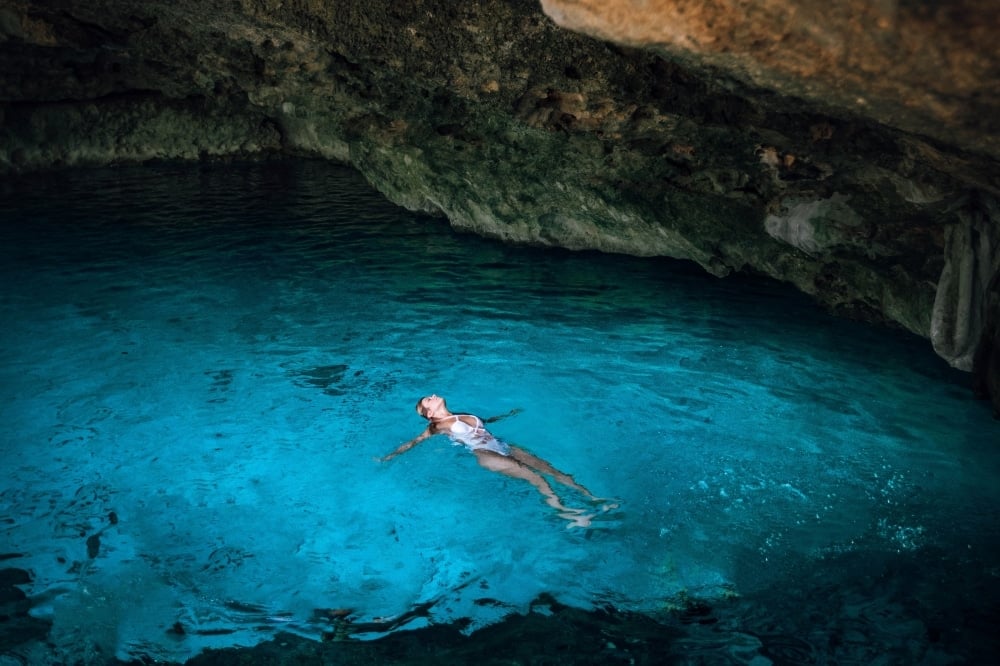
[379,427,434,462]
[483,408,522,424]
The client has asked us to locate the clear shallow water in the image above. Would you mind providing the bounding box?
[1,160,999,663]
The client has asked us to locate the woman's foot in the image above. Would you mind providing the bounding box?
[589,497,622,513]
[559,510,594,529]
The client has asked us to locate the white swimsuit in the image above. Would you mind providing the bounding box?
[444,415,511,456]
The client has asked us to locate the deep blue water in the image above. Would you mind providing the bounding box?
[1,160,999,664]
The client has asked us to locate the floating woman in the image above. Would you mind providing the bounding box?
[379,394,615,528]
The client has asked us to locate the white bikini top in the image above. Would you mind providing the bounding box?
[445,414,485,442]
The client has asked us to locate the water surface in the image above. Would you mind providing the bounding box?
[1,160,998,663]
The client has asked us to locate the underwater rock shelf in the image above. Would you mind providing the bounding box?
[5,552,1000,665]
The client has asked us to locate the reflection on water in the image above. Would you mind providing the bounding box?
[1,160,998,664]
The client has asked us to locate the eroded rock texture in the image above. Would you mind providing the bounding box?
[1,0,998,411]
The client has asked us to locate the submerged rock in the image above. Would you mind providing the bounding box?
[185,601,685,666]
[0,567,52,653]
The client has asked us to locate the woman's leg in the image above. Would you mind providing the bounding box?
[474,450,591,527]
[507,446,599,499]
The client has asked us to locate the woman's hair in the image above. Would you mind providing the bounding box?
[415,395,446,416]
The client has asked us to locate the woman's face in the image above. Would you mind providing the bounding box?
[418,394,445,418]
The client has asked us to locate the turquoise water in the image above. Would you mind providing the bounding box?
[1,160,998,663]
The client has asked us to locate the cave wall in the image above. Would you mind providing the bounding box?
[1,0,998,412]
